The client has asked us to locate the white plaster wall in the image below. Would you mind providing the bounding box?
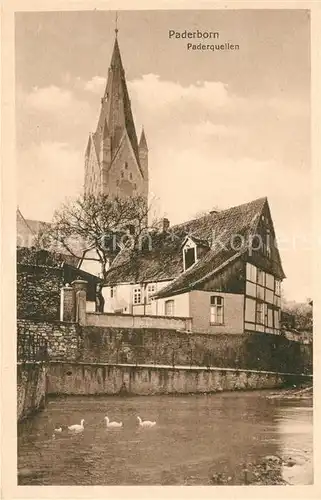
[103,283,132,314]
[189,291,244,334]
[152,292,190,317]
[104,280,173,315]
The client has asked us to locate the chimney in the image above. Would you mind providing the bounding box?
[162,218,170,232]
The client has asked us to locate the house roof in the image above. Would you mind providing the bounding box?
[17,208,38,247]
[105,196,285,290]
[154,197,285,299]
[17,209,81,267]
[104,231,185,284]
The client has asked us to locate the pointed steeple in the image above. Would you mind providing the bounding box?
[109,37,123,72]
[84,25,149,202]
[94,32,140,165]
[139,128,148,151]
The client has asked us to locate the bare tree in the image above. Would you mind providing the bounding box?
[35,194,157,281]
[281,297,313,332]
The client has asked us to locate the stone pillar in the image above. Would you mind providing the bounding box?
[60,284,74,322]
[71,280,88,326]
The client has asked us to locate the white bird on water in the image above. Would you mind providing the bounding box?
[137,416,156,428]
[104,416,123,428]
[68,419,85,432]
[54,426,63,433]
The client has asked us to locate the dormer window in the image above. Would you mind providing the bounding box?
[183,237,197,271]
[184,247,196,270]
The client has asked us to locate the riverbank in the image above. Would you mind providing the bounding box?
[267,385,313,400]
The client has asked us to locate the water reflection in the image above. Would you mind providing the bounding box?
[18,391,313,485]
[275,402,313,485]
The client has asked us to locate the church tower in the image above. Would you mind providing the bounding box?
[84,30,149,203]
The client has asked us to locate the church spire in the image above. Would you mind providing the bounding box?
[85,24,148,201]
[95,30,140,164]
[139,127,148,151]
[109,35,123,72]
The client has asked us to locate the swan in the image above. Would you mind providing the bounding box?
[68,419,85,432]
[104,416,123,428]
[54,426,63,433]
[137,416,156,428]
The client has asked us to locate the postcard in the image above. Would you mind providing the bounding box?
[1,1,320,499]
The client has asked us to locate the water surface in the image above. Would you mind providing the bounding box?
[18,391,313,485]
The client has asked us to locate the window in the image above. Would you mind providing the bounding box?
[130,172,133,180]
[256,301,264,324]
[246,263,257,282]
[210,296,224,325]
[125,162,128,169]
[274,309,280,329]
[146,284,156,304]
[110,286,116,298]
[121,171,124,178]
[267,306,273,327]
[165,300,174,316]
[184,247,196,270]
[133,287,142,305]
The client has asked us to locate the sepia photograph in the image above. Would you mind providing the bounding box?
[13,7,313,488]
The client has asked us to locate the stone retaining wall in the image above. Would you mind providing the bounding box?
[47,362,311,396]
[17,319,81,361]
[17,362,47,421]
[79,326,311,374]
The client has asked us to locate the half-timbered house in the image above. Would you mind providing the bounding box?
[104,197,285,334]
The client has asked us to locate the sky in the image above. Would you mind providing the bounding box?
[15,9,312,302]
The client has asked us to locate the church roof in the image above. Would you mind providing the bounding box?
[94,36,140,167]
[139,128,148,151]
[104,197,286,289]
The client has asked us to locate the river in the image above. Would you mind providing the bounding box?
[18,390,313,485]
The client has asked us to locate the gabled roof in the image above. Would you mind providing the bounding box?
[105,196,285,289]
[104,231,184,284]
[181,235,210,249]
[154,197,285,299]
